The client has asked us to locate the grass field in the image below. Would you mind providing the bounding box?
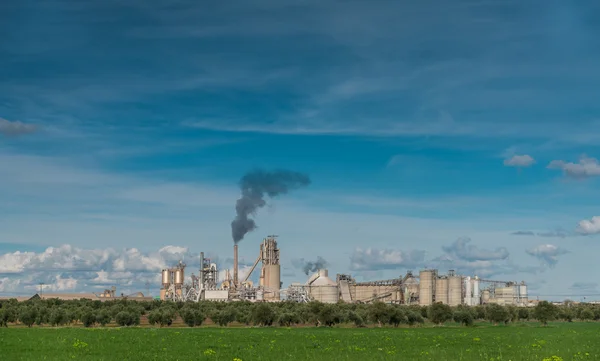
[0,323,597,361]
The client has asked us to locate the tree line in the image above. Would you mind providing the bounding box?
[1,298,599,328]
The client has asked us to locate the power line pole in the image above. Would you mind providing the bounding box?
[39,282,44,298]
[145,281,150,297]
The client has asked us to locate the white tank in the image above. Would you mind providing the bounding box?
[175,268,184,285]
[161,269,170,286]
[519,284,527,303]
[464,277,472,306]
[472,277,480,305]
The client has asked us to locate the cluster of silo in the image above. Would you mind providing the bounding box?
[419,269,463,306]
[463,276,481,306]
[160,261,186,300]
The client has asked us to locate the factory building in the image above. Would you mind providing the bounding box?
[158,234,529,306]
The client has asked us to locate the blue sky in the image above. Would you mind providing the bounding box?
[1,0,600,300]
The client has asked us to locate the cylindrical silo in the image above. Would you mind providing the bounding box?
[448,275,462,306]
[519,283,528,304]
[464,277,472,306]
[174,268,184,285]
[264,264,280,300]
[473,277,480,305]
[419,270,435,306]
[435,277,449,304]
[161,269,170,287]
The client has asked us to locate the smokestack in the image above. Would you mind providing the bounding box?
[233,244,238,288]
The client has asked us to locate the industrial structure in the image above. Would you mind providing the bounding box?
[158,234,530,306]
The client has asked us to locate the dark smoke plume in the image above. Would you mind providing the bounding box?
[231,169,310,243]
[303,257,328,275]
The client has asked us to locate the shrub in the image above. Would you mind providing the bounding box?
[49,308,67,327]
[318,304,341,327]
[81,311,97,328]
[453,310,474,326]
[485,304,510,325]
[347,311,365,327]
[96,309,112,326]
[369,302,391,326]
[181,309,205,327]
[406,311,424,326]
[428,303,453,326]
[19,307,37,327]
[212,309,235,327]
[252,303,276,327]
[278,312,300,327]
[534,301,558,326]
[518,307,530,321]
[115,311,138,327]
[0,309,7,327]
[388,307,407,327]
[580,308,594,321]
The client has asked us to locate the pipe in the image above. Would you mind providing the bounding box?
[233,244,238,288]
[199,252,204,290]
[243,253,262,283]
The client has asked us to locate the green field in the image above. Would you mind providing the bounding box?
[0,323,597,361]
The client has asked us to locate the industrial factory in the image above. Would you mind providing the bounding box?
[160,235,530,307]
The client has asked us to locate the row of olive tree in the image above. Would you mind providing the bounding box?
[1,297,598,328]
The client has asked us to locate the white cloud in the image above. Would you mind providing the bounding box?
[548,155,600,178]
[526,244,569,267]
[569,282,598,291]
[0,117,37,136]
[429,237,542,278]
[350,248,425,271]
[0,244,197,295]
[442,237,509,262]
[576,216,600,235]
[0,277,21,292]
[503,154,535,167]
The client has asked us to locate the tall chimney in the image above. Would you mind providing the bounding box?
[233,244,238,288]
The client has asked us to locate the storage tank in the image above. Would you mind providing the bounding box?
[519,282,528,303]
[419,270,435,306]
[307,269,339,303]
[472,277,480,305]
[464,277,472,306]
[161,269,170,286]
[264,264,281,300]
[174,268,184,285]
[435,277,449,304]
[448,275,462,306]
[482,289,490,303]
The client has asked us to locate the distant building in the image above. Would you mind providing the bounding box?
[0,288,153,302]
